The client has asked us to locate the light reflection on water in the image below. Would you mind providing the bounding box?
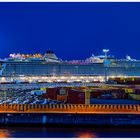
[76,131,97,138]
[0,129,11,137]
[0,126,140,138]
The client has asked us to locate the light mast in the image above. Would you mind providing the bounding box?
[103,49,110,82]
[103,49,109,58]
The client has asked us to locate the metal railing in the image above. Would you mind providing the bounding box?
[0,104,139,114]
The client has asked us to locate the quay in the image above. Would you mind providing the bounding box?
[0,104,140,114]
[0,104,139,126]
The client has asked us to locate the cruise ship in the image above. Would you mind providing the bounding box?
[0,49,140,83]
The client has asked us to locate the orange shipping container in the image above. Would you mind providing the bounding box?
[57,95,67,102]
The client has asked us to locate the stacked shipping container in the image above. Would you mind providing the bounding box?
[41,87,90,104]
[67,89,85,104]
[41,85,140,104]
[42,87,59,100]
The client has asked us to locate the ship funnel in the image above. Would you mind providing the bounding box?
[45,50,58,60]
[44,50,61,62]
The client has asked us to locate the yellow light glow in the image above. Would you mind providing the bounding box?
[1,77,6,81]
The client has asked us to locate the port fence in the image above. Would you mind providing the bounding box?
[0,104,139,114]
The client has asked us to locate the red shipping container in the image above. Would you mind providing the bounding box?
[43,87,59,100]
[90,91,102,98]
[67,89,85,104]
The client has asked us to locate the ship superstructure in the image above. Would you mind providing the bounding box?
[0,49,140,83]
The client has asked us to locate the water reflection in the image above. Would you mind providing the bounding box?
[0,126,140,138]
[0,129,11,137]
[76,131,97,138]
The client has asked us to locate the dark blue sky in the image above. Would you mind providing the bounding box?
[0,2,140,60]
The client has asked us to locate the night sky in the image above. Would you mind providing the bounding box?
[0,2,140,60]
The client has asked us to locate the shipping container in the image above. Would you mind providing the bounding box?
[59,88,68,96]
[124,88,135,93]
[129,93,140,100]
[90,91,103,98]
[57,95,67,102]
[43,87,59,100]
[67,89,85,104]
[111,92,128,99]
[100,94,113,99]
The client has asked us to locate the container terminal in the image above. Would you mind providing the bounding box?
[0,49,140,126]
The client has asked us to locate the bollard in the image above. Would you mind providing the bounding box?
[106,105,109,110]
[13,104,16,111]
[109,105,113,110]
[10,104,13,110]
[29,104,33,110]
[32,104,35,109]
[134,105,137,111]
[86,105,89,110]
[37,104,40,110]
[90,105,93,111]
[137,105,140,112]
[69,104,72,109]
[102,105,106,110]
[42,104,45,110]
[97,104,101,111]
[15,104,18,111]
[121,105,124,110]
[20,104,24,111]
[81,104,85,109]
[23,104,26,111]
[44,104,47,109]
[7,104,11,110]
[72,104,75,110]
[48,104,51,109]
[52,104,56,109]
[57,104,60,109]
[77,104,81,109]
[40,104,42,109]
[128,105,132,110]
[63,104,67,110]
[17,104,20,111]
[118,105,121,111]
[59,104,62,109]
[67,104,70,110]
[35,104,38,110]
[44,104,47,111]
[94,104,97,110]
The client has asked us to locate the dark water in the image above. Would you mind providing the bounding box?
[0,126,140,138]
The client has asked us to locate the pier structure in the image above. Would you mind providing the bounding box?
[0,104,140,126]
[0,104,139,125]
[0,104,140,114]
